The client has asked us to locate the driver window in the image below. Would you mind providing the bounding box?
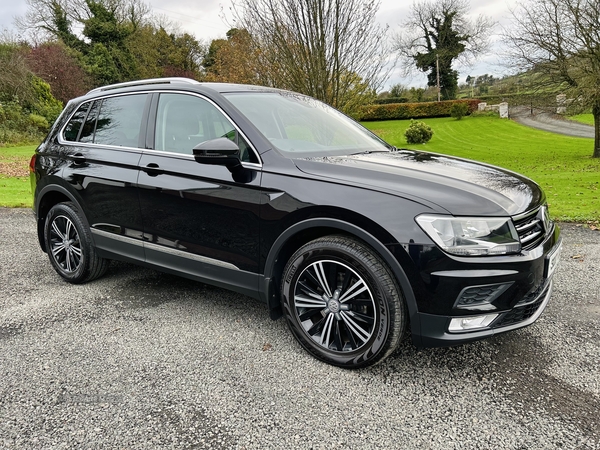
[154,93,258,163]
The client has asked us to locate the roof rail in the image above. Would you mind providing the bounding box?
[87,77,200,94]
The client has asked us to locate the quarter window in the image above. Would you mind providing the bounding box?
[63,103,90,142]
[79,101,100,143]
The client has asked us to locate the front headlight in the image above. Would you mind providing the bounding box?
[416,215,521,256]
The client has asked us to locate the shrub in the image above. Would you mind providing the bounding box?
[404,119,433,144]
[450,102,469,120]
[29,114,49,132]
[359,99,479,121]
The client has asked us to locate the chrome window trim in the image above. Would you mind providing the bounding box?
[57,89,263,168]
[131,147,262,170]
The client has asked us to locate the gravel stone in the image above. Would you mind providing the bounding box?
[0,208,599,449]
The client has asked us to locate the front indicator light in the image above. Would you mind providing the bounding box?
[448,314,499,332]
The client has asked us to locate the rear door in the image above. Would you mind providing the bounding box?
[137,92,262,296]
[60,93,150,260]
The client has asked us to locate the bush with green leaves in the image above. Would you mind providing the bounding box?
[404,119,433,144]
[450,102,469,120]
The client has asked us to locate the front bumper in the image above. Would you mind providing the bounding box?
[416,278,554,347]
[409,223,561,347]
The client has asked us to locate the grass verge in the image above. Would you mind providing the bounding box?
[0,145,36,208]
[568,114,594,126]
[362,116,600,223]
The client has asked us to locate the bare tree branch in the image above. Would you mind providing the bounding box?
[227,0,393,114]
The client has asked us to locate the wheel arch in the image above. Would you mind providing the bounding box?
[35,185,87,253]
[262,218,420,336]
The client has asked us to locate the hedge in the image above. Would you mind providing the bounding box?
[359,99,481,121]
[373,97,410,105]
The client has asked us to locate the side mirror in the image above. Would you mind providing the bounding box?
[193,138,241,168]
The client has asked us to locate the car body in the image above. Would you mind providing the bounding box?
[30,78,562,368]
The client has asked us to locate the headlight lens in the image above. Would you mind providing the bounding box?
[416,215,521,256]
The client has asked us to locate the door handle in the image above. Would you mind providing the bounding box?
[72,153,86,164]
[143,163,163,176]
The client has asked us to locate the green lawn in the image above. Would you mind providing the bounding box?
[2,122,600,223]
[0,145,36,207]
[362,116,600,223]
[568,114,595,126]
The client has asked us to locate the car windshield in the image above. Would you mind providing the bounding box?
[223,92,392,157]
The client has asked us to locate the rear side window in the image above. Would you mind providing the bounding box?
[94,94,148,147]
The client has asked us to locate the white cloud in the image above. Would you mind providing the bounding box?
[146,0,229,42]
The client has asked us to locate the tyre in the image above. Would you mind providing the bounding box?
[44,202,109,283]
[281,235,406,368]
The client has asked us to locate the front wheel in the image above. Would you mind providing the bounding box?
[44,202,108,283]
[281,235,406,368]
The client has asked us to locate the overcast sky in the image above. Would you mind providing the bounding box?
[1,0,519,89]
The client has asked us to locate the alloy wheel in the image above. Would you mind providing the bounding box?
[48,215,83,273]
[293,259,377,352]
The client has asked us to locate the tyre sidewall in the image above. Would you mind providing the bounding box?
[44,203,91,283]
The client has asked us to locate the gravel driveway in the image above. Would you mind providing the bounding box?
[1,208,599,449]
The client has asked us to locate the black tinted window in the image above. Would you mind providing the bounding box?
[155,93,258,163]
[79,101,100,144]
[63,103,90,141]
[94,94,148,147]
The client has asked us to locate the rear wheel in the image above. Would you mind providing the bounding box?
[44,202,108,283]
[281,235,406,368]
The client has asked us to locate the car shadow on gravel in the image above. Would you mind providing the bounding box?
[92,261,234,310]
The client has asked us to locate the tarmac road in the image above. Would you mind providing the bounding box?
[0,208,599,449]
[510,106,595,139]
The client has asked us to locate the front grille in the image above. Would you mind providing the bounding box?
[491,285,549,328]
[513,206,548,250]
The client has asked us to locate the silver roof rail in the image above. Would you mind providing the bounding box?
[87,77,200,94]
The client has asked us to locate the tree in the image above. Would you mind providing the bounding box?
[395,0,492,100]
[18,0,204,86]
[203,29,259,84]
[228,0,391,114]
[0,43,63,138]
[0,43,34,104]
[389,83,408,98]
[504,0,600,158]
[128,25,204,80]
[18,0,150,42]
[26,41,90,103]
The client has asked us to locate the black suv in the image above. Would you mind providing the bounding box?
[30,78,562,368]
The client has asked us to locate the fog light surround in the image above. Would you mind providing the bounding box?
[448,314,499,332]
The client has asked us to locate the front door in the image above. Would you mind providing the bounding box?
[137,92,262,295]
